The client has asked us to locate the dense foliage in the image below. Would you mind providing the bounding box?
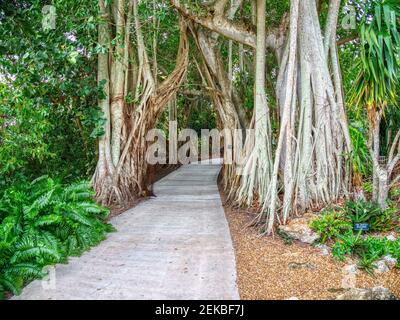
[0,177,113,298]
[332,233,400,274]
[0,0,102,189]
[311,199,399,274]
[0,0,399,299]
[0,1,113,298]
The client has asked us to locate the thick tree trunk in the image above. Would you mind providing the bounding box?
[369,112,400,209]
[193,28,243,189]
[189,0,248,189]
[262,0,352,233]
[370,113,388,209]
[264,0,299,231]
[377,169,389,209]
[232,0,273,208]
[93,0,115,200]
[93,0,189,205]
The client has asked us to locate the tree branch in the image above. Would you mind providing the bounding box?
[171,0,256,47]
[390,174,400,188]
[388,130,400,163]
[170,0,285,51]
[388,130,400,176]
[337,35,359,46]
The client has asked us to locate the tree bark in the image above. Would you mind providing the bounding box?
[261,0,352,233]
[93,0,189,205]
[233,0,273,207]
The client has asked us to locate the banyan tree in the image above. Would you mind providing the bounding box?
[93,0,189,205]
[171,0,353,234]
[92,0,376,234]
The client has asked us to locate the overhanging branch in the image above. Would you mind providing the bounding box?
[171,0,256,48]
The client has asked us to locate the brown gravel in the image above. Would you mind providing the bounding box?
[219,186,400,300]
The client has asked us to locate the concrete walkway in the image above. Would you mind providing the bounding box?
[14,160,239,300]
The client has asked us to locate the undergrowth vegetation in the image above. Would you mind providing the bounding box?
[0,177,113,299]
[332,232,400,274]
[310,211,352,244]
[311,200,400,275]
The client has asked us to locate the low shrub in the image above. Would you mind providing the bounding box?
[0,176,113,299]
[332,232,400,275]
[332,231,367,261]
[310,210,352,244]
[345,200,396,232]
[321,200,399,275]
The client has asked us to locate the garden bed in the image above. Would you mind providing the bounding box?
[219,185,400,300]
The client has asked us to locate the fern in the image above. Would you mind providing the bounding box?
[34,215,63,227]
[0,176,112,299]
[5,263,45,279]
[0,273,24,295]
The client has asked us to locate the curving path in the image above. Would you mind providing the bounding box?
[14,159,239,300]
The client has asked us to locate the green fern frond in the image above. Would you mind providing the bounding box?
[11,246,61,264]
[30,175,49,186]
[34,215,62,227]
[0,177,112,299]
[64,209,95,227]
[5,263,45,279]
[75,202,108,216]
[0,274,23,295]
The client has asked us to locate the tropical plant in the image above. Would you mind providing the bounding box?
[345,200,381,224]
[350,0,400,208]
[0,176,113,298]
[310,210,353,244]
[369,205,397,231]
[349,122,372,180]
[332,231,366,261]
[332,231,400,275]
[345,200,396,231]
[387,239,400,267]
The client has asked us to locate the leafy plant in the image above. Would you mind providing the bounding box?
[390,186,400,198]
[349,123,372,178]
[0,176,113,298]
[370,206,396,232]
[345,200,379,224]
[387,240,400,267]
[363,181,373,194]
[344,200,395,231]
[310,210,352,244]
[358,255,378,275]
[332,231,400,275]
[332,231,367,261]
[350,0,400,114]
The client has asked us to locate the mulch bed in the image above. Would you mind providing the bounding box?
[219,184,399,300]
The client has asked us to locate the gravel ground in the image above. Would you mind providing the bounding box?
[219,187,400,300]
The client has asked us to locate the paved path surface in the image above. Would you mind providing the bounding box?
[14,160,239,300]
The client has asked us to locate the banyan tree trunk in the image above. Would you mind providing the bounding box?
[263,0,352,234]
[190,23,247,191]
[93,0,189,206]
[230,0,273,208]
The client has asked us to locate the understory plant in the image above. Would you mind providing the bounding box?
[345,200,396,232]
[332,232,400,275]
[310,209,352,244]
[0,176,113,299]
[311,199,399,274]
